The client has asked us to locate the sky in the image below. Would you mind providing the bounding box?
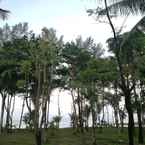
[0,0,142,127]
[0,0,142,44]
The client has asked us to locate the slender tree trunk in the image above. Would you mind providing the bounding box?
[46,100,50,128]
[114,107,119,128]
[77,88,83,133]
[112,109,115,127]
[120,117,124,132]
[5,95,13,133]
[40,100,47,144]
[26,97,33,130]
[119,108,125,133]
[10,96,15,130]
[45,66,52,129]
[114,81,119,128]
[125,93,134,145]
[71,89,78,129]
[91,107,95,132]
[100,82,105,132]
[6,95,11,133]
[0,93,6,133]
[40,64,48,129]
[137,108,144,144]
[104,0,135,144]
[106,106,109,126]
[91,107,96,145]
[19,97,25,129]
[40,101,47,128]
[101,82,105,126]
[57,91,61,128]
[34,64,42,145]
[134,87,144,144]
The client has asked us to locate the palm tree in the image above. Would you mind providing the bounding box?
[87,0,145,16]
[0,0,10,20]
[0,8,10,20]
[98,0,145,16]
[88,1,145,145]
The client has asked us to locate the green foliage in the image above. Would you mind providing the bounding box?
[49,115,62,129]
[23,111,35,130]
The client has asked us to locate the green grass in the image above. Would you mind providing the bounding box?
[0,128,144,145]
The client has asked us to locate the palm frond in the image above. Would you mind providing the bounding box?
[119,16,145,50]
[98,0,145,16]
[0,8,10,20]
[107,16,145,54]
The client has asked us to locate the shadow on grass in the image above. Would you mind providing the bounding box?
[96,137,128,145]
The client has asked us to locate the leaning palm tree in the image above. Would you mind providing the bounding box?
[104,0,145,15]
[88,0,145,16]
[0,0,10,20]
[0,8,9,20]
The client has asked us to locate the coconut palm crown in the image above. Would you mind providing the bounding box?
[87,0,145,17]
[0,8,10,20]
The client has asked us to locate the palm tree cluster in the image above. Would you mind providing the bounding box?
[0,21,145,145]
[0,1,145,145]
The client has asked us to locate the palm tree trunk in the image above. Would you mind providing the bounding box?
[114,107,119,128]
[46,100,50,128]
[0,93,6,133]
[134,87,144,144]
[10,96,15,130]
[77,88,83,133]
[5,95,13,133]
[19,97,25,129]
[125,93,134,145]
[101,82,105,130]
[91,107,96,145]
[71,89,78,129]
[137,108,144,144]
[119,108,125,133]
[106,105,109,126]
[34,64,42,145]
[104,1,135,144]
[5,95,10,133]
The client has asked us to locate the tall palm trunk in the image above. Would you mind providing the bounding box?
[0,93,6,133]
[77,88,83,133]
[46,100,50,128]
[19,97,25,129]
[101,82,105,130]
[114,82,119,128]
[137,107,144,144]
[114,107,119,128]
[6,95,12,133]
[134,87,144,144]
[104,1,135,145]
[91,106,96,145]
[119,109,125,132]
[125,92,134,145]
[71,89,78,129]
[57,91,61,128]
[34,64,42,145]
[102,82,105,119]
[40,64,48,129]
[106,105,109,126]
[10,96,15,130]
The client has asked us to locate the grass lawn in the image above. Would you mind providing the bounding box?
[0,128,143,145]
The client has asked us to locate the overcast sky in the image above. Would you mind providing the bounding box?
[0,0,142,44]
